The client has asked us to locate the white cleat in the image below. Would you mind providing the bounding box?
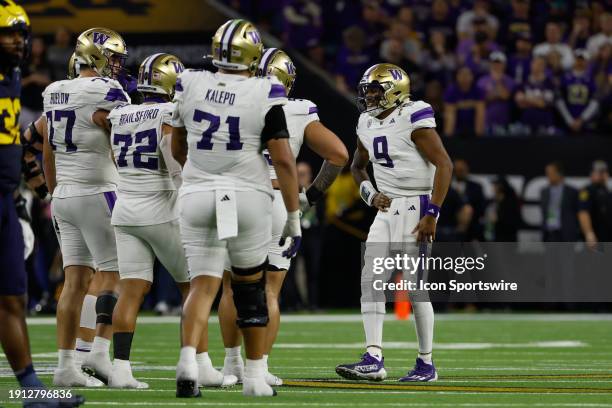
[264,371,283,386]
[109,362,149,389]
[74,350,90,370]
[198,365,237,387]
[53,366,104,387]
[222,356,244,383]
[243,376,277,397]
[82,351,112,385]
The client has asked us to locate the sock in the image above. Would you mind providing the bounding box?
[361,302,385,359]
[91,336,111,354]
[80,294,97,330]
[75,338,92,353]
[225,346,241,358]
[179,346,196,364]
[366,346,383,360]
[113,358,131,370]
[244,358,264,379]
[15,364,44,388]
[113,332,134,361]
[196,352,213,368]
[419,352,433,364]
[411,301,434,364]
[58,349,75,369]
[262,354,269,371]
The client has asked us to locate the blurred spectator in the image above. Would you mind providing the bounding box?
[501,0,532,44]
[568,11,592,50]
[490,176,522,241]
[476,52,515,135]
[456,0,499,41]
[283,0,322,49]
[421,30,456,85]
[457,16,501,75]
[382,19,421,68]
[358,0,389,50]
[578,160,612,249]
[443,66,485,137]
[436,186,473,242]
[424,0,457,48]
[555,49,598,134]
[20,37,51,127]
[586,12,612,58]
[540,161,580,241]
[47,26,73,81]
[507,32,533,84]
[533,21,574,70]
[452,159,486,241]
[514,56,557,135]
[335,26,372,93]
[395,7,423,66]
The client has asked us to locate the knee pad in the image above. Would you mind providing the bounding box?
[231,265,269,328]
[95,291,118,325]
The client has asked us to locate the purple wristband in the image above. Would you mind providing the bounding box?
[425,203,440,218]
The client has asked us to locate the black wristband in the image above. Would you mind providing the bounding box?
[35,184,49,200]
[305,185,324,205]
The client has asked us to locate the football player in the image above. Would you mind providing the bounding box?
[218,48,348,385]
[106,53,236,389]
[40,27,131,387]
[335,64,453,382]
[172,19,300,397]
[0,0,47,397]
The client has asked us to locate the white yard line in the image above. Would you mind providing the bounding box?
[24,313,612,325]
[274,341,588,350]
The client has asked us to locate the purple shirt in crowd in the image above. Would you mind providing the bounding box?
[517,76,556,129]
[477,74,516,127]
[444,84,485,135]
[507,54,531,84]
[559,71,596,118]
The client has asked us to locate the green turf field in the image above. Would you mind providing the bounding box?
[1,313,612,407]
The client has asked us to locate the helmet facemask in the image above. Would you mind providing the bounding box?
[0,25,29,68]
[358,81,392,117]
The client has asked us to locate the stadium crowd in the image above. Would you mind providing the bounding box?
[231,0,612,136]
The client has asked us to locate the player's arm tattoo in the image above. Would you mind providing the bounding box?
[305,160,344,204]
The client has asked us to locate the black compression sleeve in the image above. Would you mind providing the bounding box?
[261,105,289,143]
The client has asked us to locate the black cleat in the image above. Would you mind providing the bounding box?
[176,379,201,398]
[82,365,108,385]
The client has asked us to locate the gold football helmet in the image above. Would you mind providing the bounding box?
[257,48,296,95]
[75,27,127,78]
[137,53,184,98]
[67,52,84,79]
[358,63,410,116]
[211,19,263,73]
[0,0,30,66]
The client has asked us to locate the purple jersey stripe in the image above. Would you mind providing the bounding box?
[104,88,128,102]
[268,84,286,98]
[411,107,434,123]
[308,106,318,114]
[103,191,117,213]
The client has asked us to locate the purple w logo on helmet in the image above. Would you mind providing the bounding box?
[389,69,403,80]
[284,62,296,75]
[248,31,261,44]
[93,32,110,45]
[171,61,184,74]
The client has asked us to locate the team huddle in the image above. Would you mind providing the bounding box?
[2,1,453,400]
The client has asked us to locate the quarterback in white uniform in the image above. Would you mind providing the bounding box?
[218,48,348,386]
[40,28,131,387]
[336,64,453,382]
[171,20,301,398]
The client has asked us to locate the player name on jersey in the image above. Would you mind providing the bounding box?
[204,88,236,105]
[49,92,70,104]
[118,107,160,125]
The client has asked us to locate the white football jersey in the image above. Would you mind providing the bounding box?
[172,70,288,197]
[107,101,178,226]
[263,98,319,179]
[356,100,436,198]
[42,77,130,198]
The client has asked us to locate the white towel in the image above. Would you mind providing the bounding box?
[216,190,238,240]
